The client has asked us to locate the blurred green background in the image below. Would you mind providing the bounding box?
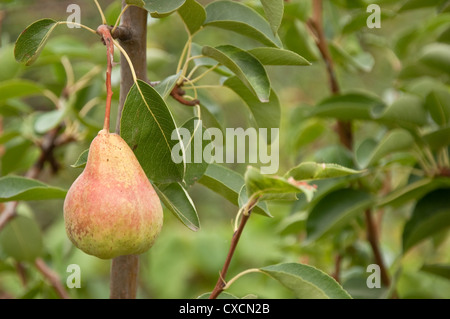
[1,0,450,299]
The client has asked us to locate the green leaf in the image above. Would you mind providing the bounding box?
[126,0,145,7]
[260,0,284,35]
[371,94,428,127]
[399,0,445,12]
[204,0,282,47]
[71,149,89,168]
[355,129,415,168]
[154,72,182,99]
[291,119,325,151]
[260,263,352,299]
[154,182,199,231]
[423,126,450,150]
[14,18,58,65]
[0,175,67,202]
[0,80,44,103]
[378,177,450,208]
[0,215,43,262]
[311,91,384,121]
[247,47,310,66]
[421,264,450,280]
[0,45,22,82]
[179,117,209,186]
[143,0,186,17]
[198,164,267,216]
[34,109,65,134]
[425,89,450,126]
[197,292,239,299]
[418,43,450,75]
[282,19,319,61]
[329,43,375,73]
[177,0,206,35]
[244,166,316,202]
[306,189,373,243]
[285,162,362,181]
[403,188,450,252]
[120,80,185,184]
[202,45,271,102]
[223,76,279,143]
[238,185,272,217]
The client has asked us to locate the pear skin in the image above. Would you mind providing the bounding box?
[64,129,163,259]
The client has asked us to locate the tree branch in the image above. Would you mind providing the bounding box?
[307,0,352,150]
[209,209,253,299]
[109,1,148,299]
[35,258,70,299]
[364,209,390,287]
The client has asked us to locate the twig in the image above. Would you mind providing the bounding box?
[307,0,352,150]
[109,2,148,299]
[332,253,342,283]
[171,84,200,106]
[209,197,258,299]
[35,258,70,299]
[110,255,139,299]
[364,209,390,287]
[0,126,63,232]
[97,25,114,132]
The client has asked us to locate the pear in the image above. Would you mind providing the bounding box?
[64,129,163,259]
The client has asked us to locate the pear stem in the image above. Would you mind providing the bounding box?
[97,25,114,132]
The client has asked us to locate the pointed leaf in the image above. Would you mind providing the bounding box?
[154,72,182,99]
[0,215,43,262]
[425,89,450,126]
[197,292,239,299]
[71,149,89,168]
[371,94,428,127]
[198,164,267,216]
[178,0,206,35]
[283,19,319,61]
[421,264,450,280]
[378,177,450,208]
[306,189,373,243]
[423,126,450,150]
[204,0,282,47]
[418,43,450,75]
[0,175,66,202]
[244,166,316,202]
[403,188,450,252]
[179,117,209,186]
[223,76,279,143]
[14,18,58,65]
[260,263,352,299]
[238,185,272,217]
[143,0,186,17]
[202,45,271,102]
[355,129,415,168]
[120,80,185,183]
[285,162,362,181]
[248,47,310,66]
[261,0,284,35]
[154,182,199,231]
[311,92,384,121]
[0,80,44,103]
[34,109,65,134]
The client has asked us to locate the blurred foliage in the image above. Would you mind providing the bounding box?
[0,0,450,299]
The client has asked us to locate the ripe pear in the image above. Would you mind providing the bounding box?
[64,129,163,259]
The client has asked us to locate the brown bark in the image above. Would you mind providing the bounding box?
[109,1,148,299]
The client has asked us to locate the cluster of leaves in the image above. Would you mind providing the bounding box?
[1,0,450,299]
